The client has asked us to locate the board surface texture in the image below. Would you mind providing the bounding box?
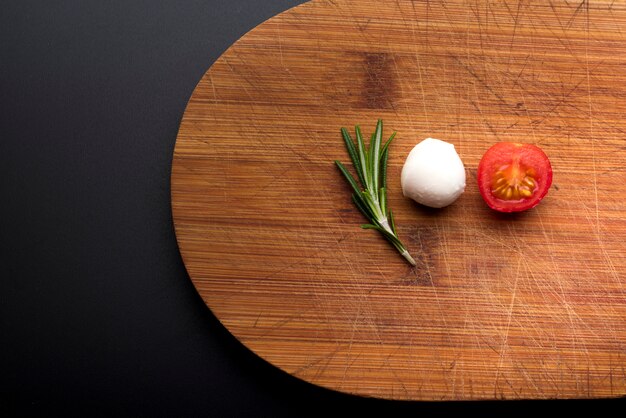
[171,0,626,400]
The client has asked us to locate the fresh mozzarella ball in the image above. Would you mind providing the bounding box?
[401,138,466,208]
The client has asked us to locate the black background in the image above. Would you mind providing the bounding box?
[1,1,621,416]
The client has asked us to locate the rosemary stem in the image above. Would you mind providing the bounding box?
[380,217,416,266]
[378,217,393,234]
[400,250,417,266]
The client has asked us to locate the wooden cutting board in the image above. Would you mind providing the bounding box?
[171,0,626,400]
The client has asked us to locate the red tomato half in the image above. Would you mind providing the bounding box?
[477,142,552,213]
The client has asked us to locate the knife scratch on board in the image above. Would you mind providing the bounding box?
[493,255,521,393]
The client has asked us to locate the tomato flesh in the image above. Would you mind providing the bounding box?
[477,142,552,212]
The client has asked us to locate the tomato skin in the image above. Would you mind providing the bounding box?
[477,142,552,213]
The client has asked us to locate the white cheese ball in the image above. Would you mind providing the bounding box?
[401,138,466,208]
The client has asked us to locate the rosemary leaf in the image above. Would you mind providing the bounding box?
[378,187,387,217]
[335,161,361,197]
[355,126,369,191]
[352,193,374,221]
[362,190,384,220]
[370,119,383,193]
[380,146,389,190]
[341,128,366,187]
[388,209,397,235]
[381,131,396,160]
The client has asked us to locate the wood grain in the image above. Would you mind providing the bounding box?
[171,0,626,400]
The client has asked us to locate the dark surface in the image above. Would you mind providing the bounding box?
[0,1,620,416]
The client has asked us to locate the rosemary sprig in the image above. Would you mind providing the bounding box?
[335,120,416,266]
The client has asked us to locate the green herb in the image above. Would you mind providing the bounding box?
[335,120,416,266]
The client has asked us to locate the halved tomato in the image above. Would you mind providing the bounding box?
[477,142,552,213]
